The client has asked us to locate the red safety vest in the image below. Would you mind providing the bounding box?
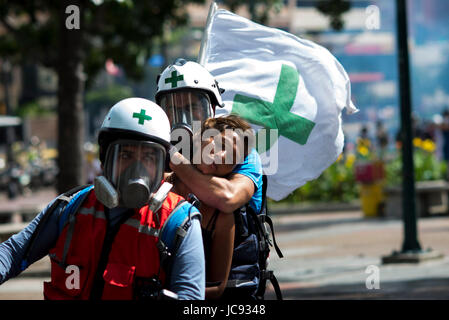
[43,189,185,300]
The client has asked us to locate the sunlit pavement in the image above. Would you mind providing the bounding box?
[266,211,449,300]
[0,257,50,300]
[1,189,449,300]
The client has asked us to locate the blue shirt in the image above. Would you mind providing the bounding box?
[232,148,263,213]
[0,191,205,300]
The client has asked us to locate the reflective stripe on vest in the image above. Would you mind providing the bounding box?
[78,206,106,219]
[124,218,160,237]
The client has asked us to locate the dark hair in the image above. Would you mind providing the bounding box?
[200,114,255,158]
[201,114,251,132]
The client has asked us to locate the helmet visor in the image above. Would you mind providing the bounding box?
[104,140,166,200]
[159,90,212,128]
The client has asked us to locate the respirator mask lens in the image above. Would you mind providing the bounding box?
[104,140,165,208]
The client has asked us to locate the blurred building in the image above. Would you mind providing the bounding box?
[1,0,447,153]
[183,0,449,148]
[184,0,397,144]
[0,59,58,144]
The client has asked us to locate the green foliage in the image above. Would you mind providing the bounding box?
[15,100,54,117]
[385,140,447,187]
[0,0,206,87]
[277,154,359,204]
[385,155,402,187]
[274,138,448,205]
[85,84,133,113]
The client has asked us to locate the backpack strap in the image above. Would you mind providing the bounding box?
[21,184,93,270]
[260,174,268,214]
[257,270,283,300]
[57,185,94,231]
[157,200,200,269]
[268,271,283,300]
[259,174,283,258]
[204,209,220,235]
[252,175,284,300]
[264,215,283,259]
[56,185,94,268]
[246,207,283,259]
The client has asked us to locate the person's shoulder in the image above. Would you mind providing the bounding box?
[163,191,186,208]
[49,186,95,227]
[163,192,200,217]
[247,148,262,168]
[176,201,200,216]
[235,148,261,169]
[233,148,262,177]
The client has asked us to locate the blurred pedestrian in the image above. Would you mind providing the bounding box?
[375,120,389,160]
[439,109,449,179]
[432,114,444,161]
[356,125,372,159]
[84,142,102,184]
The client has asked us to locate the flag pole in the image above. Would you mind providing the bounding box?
[197,2,218,66]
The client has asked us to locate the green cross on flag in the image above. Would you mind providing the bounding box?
[232,64,315,153]
[201,8,358,201]
[133,109,152,125]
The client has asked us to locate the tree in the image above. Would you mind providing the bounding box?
[0,0,203,193]
[315,0,351,31]
[221,0,282,24]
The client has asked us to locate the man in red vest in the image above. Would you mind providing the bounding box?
[0,98,205,300]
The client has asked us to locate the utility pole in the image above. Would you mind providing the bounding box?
[382,0,442,263]
[396,0,420,253]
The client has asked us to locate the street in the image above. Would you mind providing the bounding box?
[1,191,449,300]
[265,210,449,299]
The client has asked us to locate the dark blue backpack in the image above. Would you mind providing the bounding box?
[222,175,283,300]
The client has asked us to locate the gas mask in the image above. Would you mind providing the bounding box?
[94,140,166,209]
[169,123,194,164]
[159,90,212,164]
[117,161,152,208]
[159,90,212,130]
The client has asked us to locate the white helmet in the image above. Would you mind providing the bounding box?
[96,97,171,209]
[155,59,224,124]
[98,97,170,159]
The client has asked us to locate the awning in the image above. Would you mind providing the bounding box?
[0,116,22,127]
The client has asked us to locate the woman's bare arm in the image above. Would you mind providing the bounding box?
[205,211,235,299]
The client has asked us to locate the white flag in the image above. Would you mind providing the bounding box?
[202,9,358,201]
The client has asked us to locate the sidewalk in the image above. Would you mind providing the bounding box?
[0,187,57,242]
[266,210,449,300]
[0,187,57,220]
[1,189,449,300]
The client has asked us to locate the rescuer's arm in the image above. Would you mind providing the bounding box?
[167,210,205,300]
[0,199,63,284]
[169,151,254,213]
